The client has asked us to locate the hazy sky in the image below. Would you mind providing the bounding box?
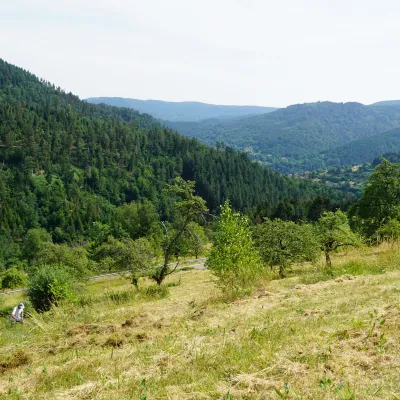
[1,1,399,107]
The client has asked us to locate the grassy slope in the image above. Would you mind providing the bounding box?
[1,247,400,399]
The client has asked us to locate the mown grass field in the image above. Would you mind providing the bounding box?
[0,245,400,399]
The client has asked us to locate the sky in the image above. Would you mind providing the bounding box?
[1,0,400,107]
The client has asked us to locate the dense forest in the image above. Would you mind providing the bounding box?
[165,102,400,173]
[86,97,277,122]
[0,59,348,247]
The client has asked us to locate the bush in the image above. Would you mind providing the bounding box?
[206,201,262,295]
[1,268,28,289]
[28,265,75,312]
[376,219,400,242]
[35,243,92,278]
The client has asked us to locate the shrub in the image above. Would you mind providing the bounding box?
[1,268,28,289]
[28,265,75,312]
[206,201,262,295]
[376,219,400,242]
[35,243,92,278]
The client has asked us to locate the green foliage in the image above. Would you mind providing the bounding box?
[376,219,400,241]
[316,211,359,267]
[22,228,52,264]
[151,178,208,285]
[175,222,208,258]
[91,236,155,275]
[87,222,112,247]
[0,236,21,270]
[350,159,400,238]
[300,153,400,196]
[254,219,319,277]
[35,242,92,277]
[28,265,75,312]
[185,222,208,259]
[0,268,27,289]
[114,201,159,240]
[206,201,262,295]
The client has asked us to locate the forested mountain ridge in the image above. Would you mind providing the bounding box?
[0,59,344,242]
[165,101,400,173]
[86,97,278,121]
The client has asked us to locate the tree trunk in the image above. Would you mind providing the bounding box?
[154,262,168,285]
[325,251,332,268]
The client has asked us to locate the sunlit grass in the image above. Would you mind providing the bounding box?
[0,244,399,399]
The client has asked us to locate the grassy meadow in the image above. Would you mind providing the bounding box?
[0,245,400,399]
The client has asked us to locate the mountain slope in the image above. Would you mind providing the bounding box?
[0,59,340,241]
[166,102,400,173]
[318,127,400,166]
[86,97,277,121]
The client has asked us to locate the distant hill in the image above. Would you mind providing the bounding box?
[85,97,277,121]
[166,102,400,173]
[371,100,400,107]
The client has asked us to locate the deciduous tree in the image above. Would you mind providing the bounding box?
[206,201,261,294]
[151,177,208,285]
[253,219,318,277]
[316,210,359,268]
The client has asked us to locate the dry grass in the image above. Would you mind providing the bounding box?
[0,245,400,399]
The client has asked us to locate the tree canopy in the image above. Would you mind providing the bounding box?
[254,219,319,277]
[349,159,400,238]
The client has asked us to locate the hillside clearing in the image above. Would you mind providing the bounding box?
[0,248,400,399]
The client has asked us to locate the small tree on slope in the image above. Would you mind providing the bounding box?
[206,200,262,295]
[253,219,319,278]
[151,177,208,285]
[316,210,359,269]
